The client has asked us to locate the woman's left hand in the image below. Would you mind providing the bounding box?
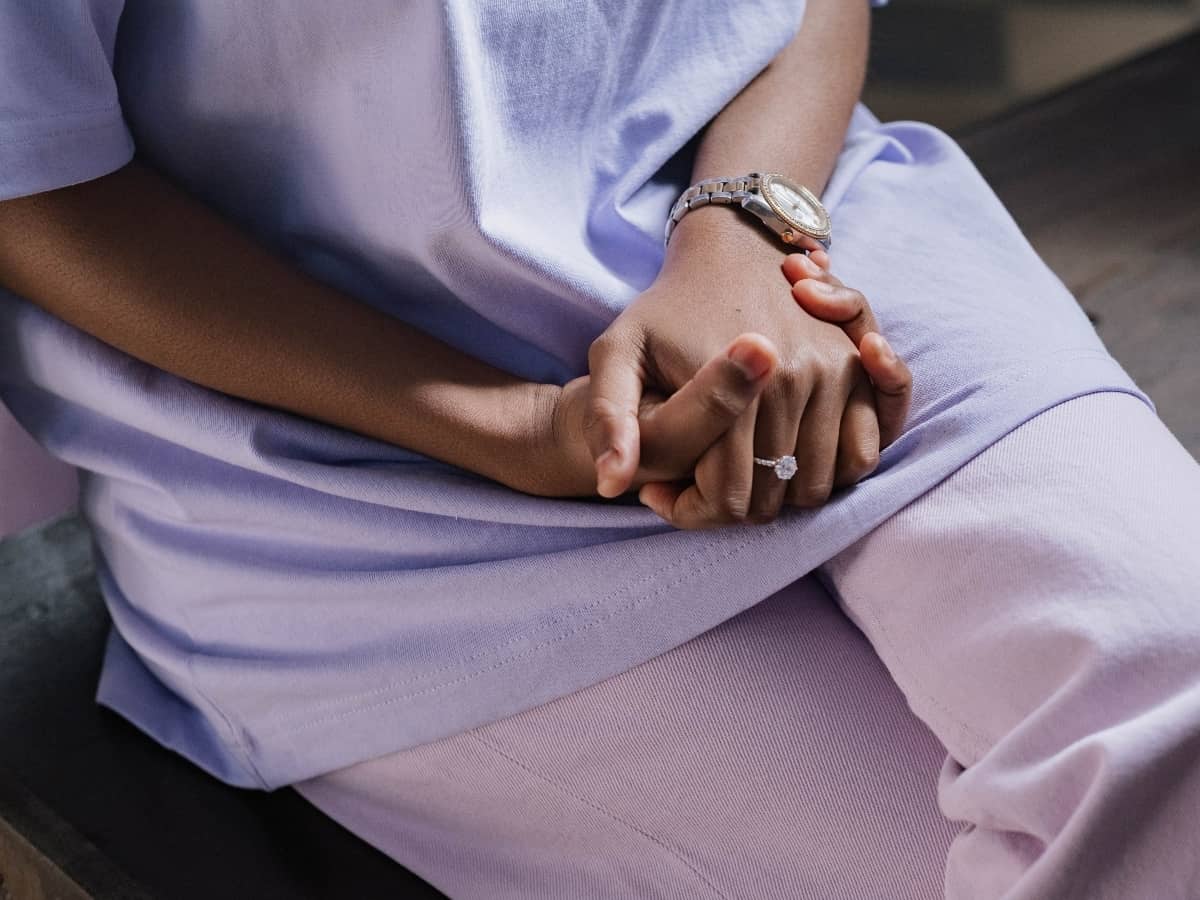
[637,244,912,529]
[585,210,910,528]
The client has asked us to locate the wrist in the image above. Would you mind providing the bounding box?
[501,380,565,494]
[661,202,787,279]
[379,375,562,495]
[496,379,599,498]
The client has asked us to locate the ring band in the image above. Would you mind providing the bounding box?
[754,455,798,481]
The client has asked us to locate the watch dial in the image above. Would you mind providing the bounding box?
[767,180,824,231]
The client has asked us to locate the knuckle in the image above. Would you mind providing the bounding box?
[765,373,800,409]
[716,488,751,522]
[696,386,744,421]
[580,396,612,428]
[838,348,864,380]
[586,334,614,367]
[843,443,880,479]
[790,477,835,508]
[818,341,861,381]
[748,507,779,525]
[845,307,869,333]
[581,397,631,438]
[780,357,819,393]
[795,347,850,388]
[845,287,868,309]
[587,330,635,368]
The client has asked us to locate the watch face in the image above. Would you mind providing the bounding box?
[762,175,829,237]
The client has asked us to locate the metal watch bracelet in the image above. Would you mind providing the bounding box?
[663,174,762,246]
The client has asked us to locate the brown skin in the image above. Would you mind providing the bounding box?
[0,0,911,528]
[0,161,775,499]
[636,251,912,528]
[586,0,911,528]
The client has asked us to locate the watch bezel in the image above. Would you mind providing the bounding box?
[759,173,832,242]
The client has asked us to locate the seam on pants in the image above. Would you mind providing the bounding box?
[467,732,729,900]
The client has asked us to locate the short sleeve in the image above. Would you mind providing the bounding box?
[0,1,133,201]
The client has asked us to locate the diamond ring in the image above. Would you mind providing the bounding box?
[754,455,798,481]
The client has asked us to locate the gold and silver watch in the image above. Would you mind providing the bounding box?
[664,172,832,250]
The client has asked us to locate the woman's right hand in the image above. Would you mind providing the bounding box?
[518,333,782,499]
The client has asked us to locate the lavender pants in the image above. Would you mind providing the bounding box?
[296,391,1200,899]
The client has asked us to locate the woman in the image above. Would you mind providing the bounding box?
[2,1,1197,897]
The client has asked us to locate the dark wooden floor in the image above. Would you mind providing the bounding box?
[956,30,1200,457]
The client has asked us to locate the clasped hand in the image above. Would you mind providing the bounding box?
[529,225,911,531]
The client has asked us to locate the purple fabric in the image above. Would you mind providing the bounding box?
[0,401,78,537]
[296,392,1200,898]
[298,577,959,899]
[0,0,1149,789]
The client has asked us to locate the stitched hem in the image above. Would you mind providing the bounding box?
[0,114,134,202]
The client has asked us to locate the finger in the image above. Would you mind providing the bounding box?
[786,234,827,257]
[860,332,913,448]
[746,377,807,524]
[783,255,884,349]
[781,249,830,278]
[640,333,777,480]
[781,251,837,285]
[786,364,853,509]
[834,375,881,487]
[585,331,647,497]
[789,280,881,348]
[640,401,757,530]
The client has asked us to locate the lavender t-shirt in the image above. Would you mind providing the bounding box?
[0,0,1146,788]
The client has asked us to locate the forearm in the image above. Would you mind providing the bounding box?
[0,161,549,488]
[669,0,870,259]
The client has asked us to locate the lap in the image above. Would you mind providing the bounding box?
[297,576,957,900]
[296,390,1198,898]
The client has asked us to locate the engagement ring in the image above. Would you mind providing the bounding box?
[754,455,798,481]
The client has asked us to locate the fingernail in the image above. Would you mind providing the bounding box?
[728,341,771,380]
[596,447,623,497]
[877,335,897,363]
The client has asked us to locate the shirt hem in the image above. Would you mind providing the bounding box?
[98,349,1149,789]
[0,114,134,202]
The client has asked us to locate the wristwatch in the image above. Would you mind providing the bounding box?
[664,172,832,250]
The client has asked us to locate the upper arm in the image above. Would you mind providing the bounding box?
[0,1,133,202]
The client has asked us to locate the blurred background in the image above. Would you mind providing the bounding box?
[863,0,1200,129]
[856,0,1200,461]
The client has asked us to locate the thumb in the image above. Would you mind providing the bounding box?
[585,333,645,497]
[640,333,777,477]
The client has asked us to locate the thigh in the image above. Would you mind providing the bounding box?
[823,389,1200,770]
[296,576,959,900]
